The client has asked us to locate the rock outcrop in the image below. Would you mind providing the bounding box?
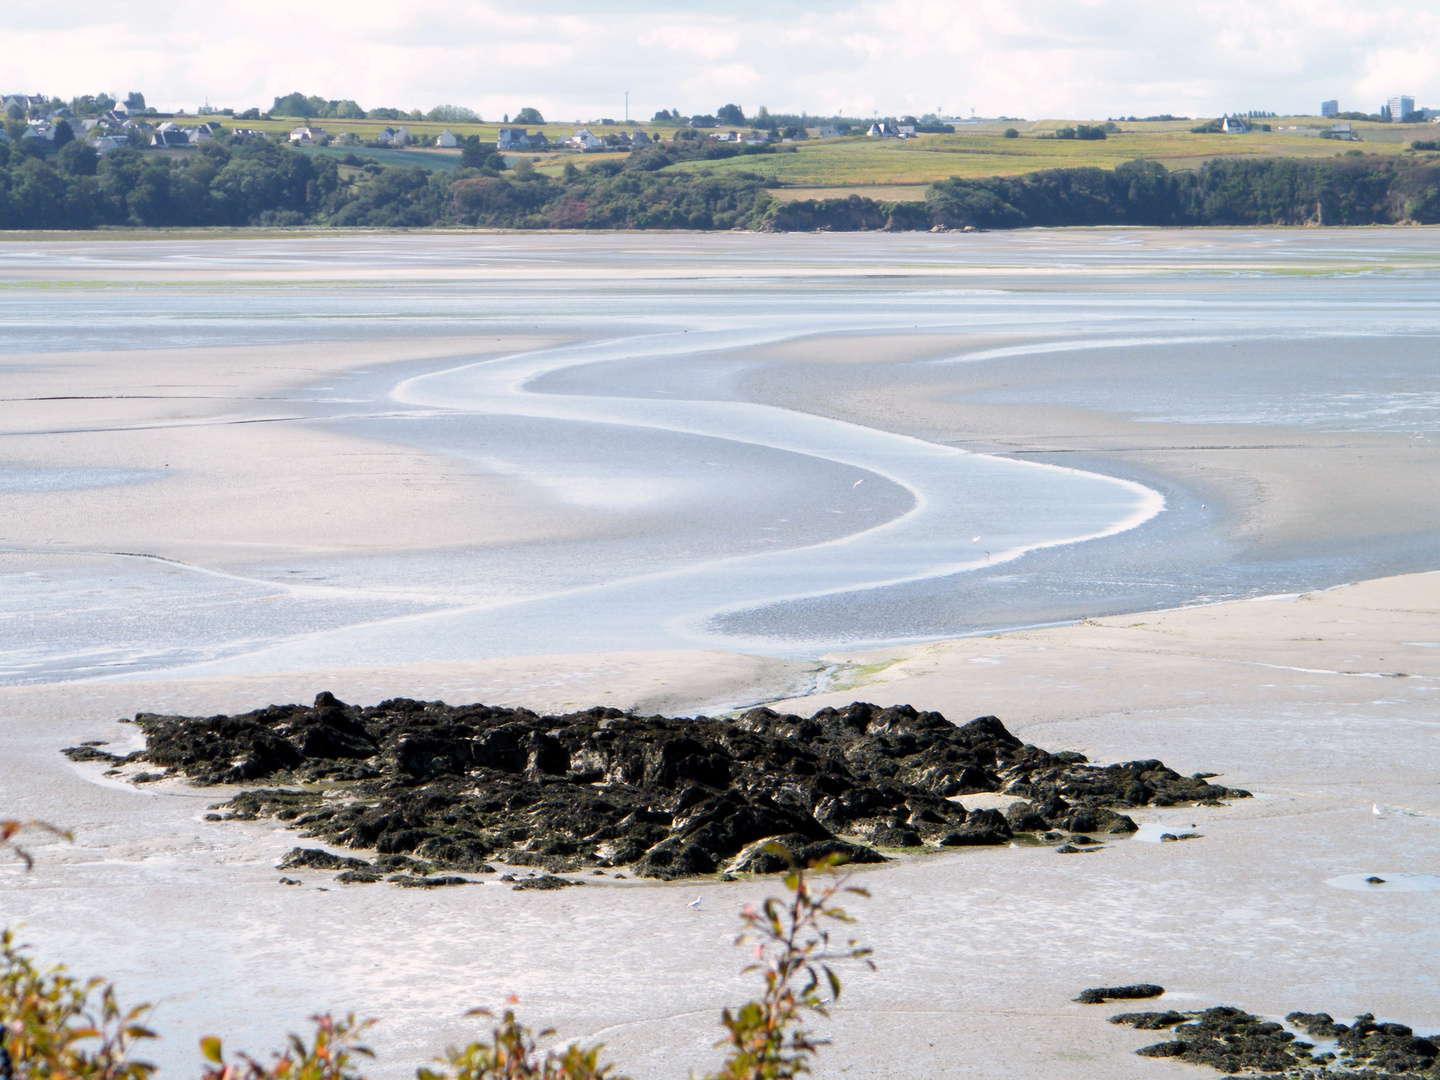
[68,694,1249,881]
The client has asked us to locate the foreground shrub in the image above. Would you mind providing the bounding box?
[1,843,869,1080]
[199,1016,374,1080]
[0,929,156,1080]
[418,1004,618,1080]
[713,848,872,1080]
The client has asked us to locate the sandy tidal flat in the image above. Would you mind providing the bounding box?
[1,230,1438,1079]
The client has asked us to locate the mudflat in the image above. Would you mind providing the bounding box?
[2,230,1438,1079]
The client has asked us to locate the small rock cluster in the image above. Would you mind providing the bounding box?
[1107,1003,1439,1078]
[64,694,1248,883]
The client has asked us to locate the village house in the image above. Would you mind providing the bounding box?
[152,130,190,147]
[376,126,411,146]
[815,125,843,138]
[288,126,327,145]
[3,94,46,114]
[1221,114,1250,133]
[435,128,458,148]
[568,127,603,150]
[498,128,549,150]
[630,129,653,148]
[88,134,129,153]
[867,122,896,137]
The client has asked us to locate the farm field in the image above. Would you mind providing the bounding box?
[186,113,1440,199]
[660,118,1438,191]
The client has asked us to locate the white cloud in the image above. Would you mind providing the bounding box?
[8,0,1440,120]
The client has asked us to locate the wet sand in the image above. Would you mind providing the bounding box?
[2,230,1438,1078]
[1,571,1436,1080]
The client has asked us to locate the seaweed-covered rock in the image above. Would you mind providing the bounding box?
[277,847,372,871]
[1114,1005,1440,1077]
[513,875,582,891]
[390,874,471,888]
[1287,1013,1439,1074]
[1135,1007,1301,1074]
[725,835,888,876]
[1077,984,1165,1004]
[1111,1011,1189,1030]
[117,695,1248,881]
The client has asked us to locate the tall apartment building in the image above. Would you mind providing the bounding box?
[1321,100,1339,118]
[1389,95,1415,121]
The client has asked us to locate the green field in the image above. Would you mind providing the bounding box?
[657,118,1438,191]
[200,114,1440,195]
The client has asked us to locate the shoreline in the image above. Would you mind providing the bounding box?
[2,566,1438,1079]
[2,231,1439,1078]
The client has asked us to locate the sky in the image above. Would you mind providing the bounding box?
[7,0,1440,121]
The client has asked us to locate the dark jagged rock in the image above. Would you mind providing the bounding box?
[1111,1011,1189,1030]
[1110,1005,1440,1078]
[61,745,130,765]
[277,847,372,871]
[1288,1013,1439,1074]
[335,869,382,884]
[390,874,471,888]
[1135,1007,1299,1073]
[1077,984,1165,1004]
[513,875,581,891]
[116,695,1248,881]
[726,835,887,875]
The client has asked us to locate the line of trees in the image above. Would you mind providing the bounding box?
[0,135,1437,230]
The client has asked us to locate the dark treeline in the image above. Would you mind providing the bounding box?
[1,138,1438,231]
[775,157,1440,231]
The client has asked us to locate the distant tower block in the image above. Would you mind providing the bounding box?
[1388,95,1415,121]
[1321,100,1339,118]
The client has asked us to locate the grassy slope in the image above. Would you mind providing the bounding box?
[657,117,1439,190]
[198,115,1439,190]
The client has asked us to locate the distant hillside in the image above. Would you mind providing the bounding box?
[1,139,1437,231]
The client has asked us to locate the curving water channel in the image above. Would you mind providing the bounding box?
[3,230,1440,682]
[197,329,1158,672]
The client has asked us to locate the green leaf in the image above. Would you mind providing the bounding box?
[201,1036,224,1063]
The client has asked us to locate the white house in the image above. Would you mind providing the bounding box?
[151,130,189,147]
[376,126,411,146]
[569,128,602,150]
[436,128,458,148]
[866,122,896,137]
[22,121,52,140]
[816,125,843,138]
[288,126,326,145]
[89,135,129,153]
[1220,114,1250,133]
